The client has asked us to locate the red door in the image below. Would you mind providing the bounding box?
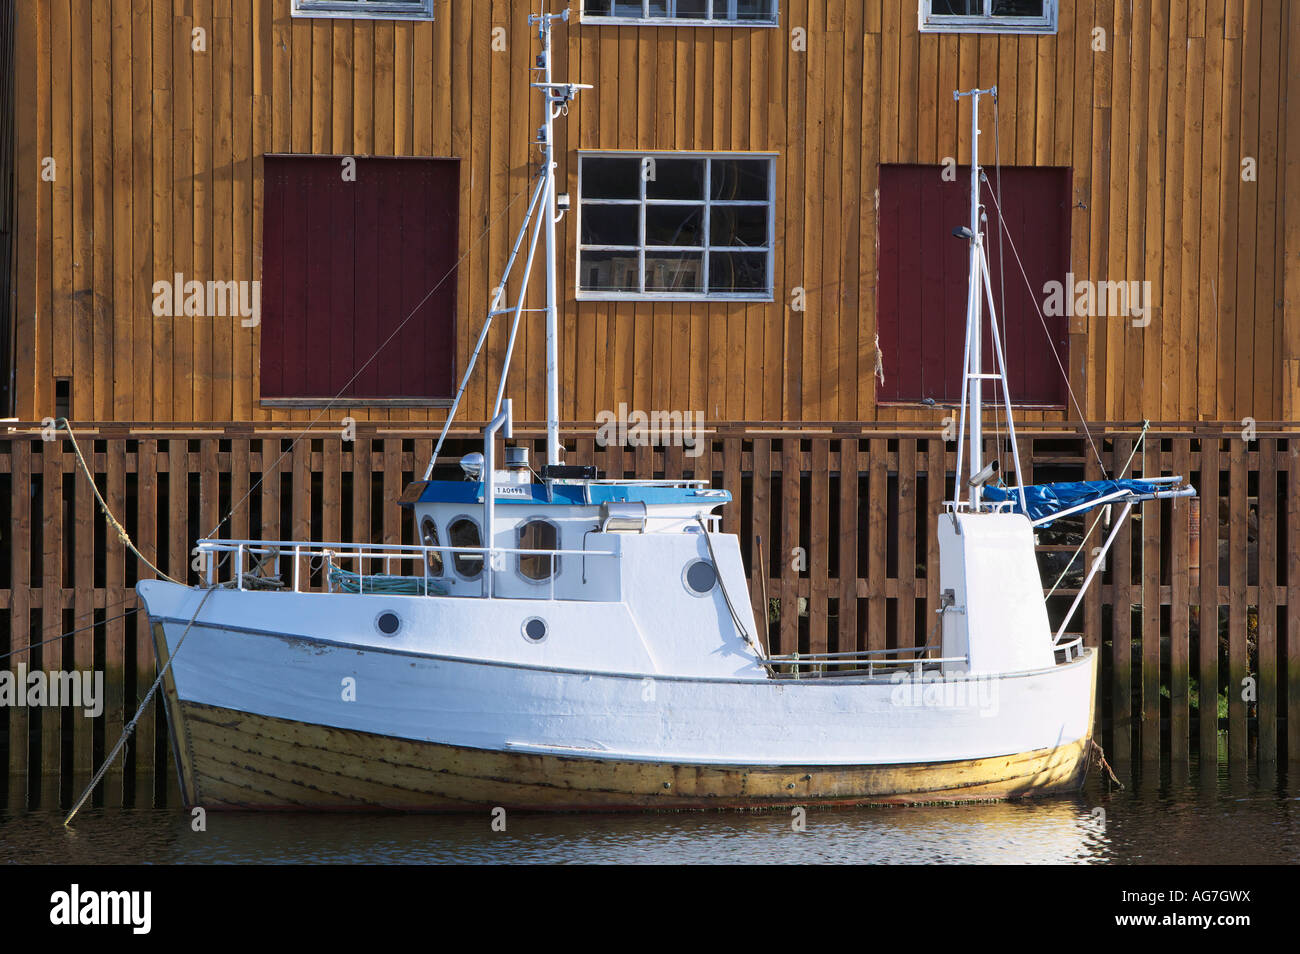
[261,156,460,402]
[876,164,1071,406]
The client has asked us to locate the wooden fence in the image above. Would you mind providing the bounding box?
[1,424,1296,806]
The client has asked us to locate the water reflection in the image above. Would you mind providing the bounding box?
[2,761,1296,864]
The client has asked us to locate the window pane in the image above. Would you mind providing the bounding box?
[709,251,768,293]
[583,157,641,199]
[518,520,559,581]
[646,205,704,246]
[992,0,1044,14]
[580,250,641,292]
[581,205,640,246]
[733,0,775,21]
[584,0,612,13]
[676,0,708,16]
[645,253,704,292]
[645,158,705,200]
[612,0,643,15]
[711,159,768,201]
[709,204,768,247]
[931,0,980,13]
[448,518,482,578]
[647,0,669,16]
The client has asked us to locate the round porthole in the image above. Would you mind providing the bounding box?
[522,617,548,643]
[375,611,402,637]
[684,559,718,596]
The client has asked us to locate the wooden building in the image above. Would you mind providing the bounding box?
[3,0,1298,427]
[3,1,1300,791]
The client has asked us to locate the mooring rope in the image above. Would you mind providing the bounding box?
[1086,739,1124,790]
[0,607,140,661]
[694,515,773,675]
[63,584,216,827]
[55,418,178,584]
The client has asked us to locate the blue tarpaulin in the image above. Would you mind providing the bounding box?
[982,479,1165,525]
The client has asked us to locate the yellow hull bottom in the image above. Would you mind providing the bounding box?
[170,701,1093,811]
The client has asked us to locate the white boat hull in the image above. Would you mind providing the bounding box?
[140,581,1099,810]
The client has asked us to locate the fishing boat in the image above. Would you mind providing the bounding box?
[136,9,1193,811]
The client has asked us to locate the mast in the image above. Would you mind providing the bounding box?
[960,86,991,509]
[422,7,586,481]
[539,7,562,467]
[951,86,1026,514]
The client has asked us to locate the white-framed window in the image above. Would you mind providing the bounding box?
[919,0,1057,35]
[447,515,483,580]
[292,0,435,20]
[581,0,778,27]
[577,152,775,301]
[517,518,561,583]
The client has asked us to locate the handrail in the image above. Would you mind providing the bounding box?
[196,539,615,559]
[194,537,618,596]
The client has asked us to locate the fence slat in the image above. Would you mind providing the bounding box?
[1257,438,1277,762]
[1111,437,1134,762]
[104,439,126,799]
[1289,438,1299,762]
[840,438,860,655]
[1228,439,1248,761]
[1199,437,1221,762]
[40,439,62,785]
[779,438,799,656]
[73,438,94,780]
[8,441,32,781]
[1141,447,1161,761]
[1170,438,1192,760]
[752,439,773,652]
[867,438,887,653]
[134,440,158,797]
[810,439,829,655]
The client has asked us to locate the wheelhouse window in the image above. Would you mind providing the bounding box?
[582,1,778,25]
[420,516,443,577]
[448,517,483,579]
[919,1,1057,34]
[292,0,435,19]
[577,154,775,300]
[517,520,560,582]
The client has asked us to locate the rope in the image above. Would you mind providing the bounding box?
[1044,420,1152,598]
[695,515,773,675]
[64,585,217,827]
[980,185,1107,476]
[0,607,140,661]
[1086,739,1124,789]
[56,418,178,584]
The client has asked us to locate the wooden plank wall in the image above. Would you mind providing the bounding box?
[9,0,1299,427]
[1,423,1296,803]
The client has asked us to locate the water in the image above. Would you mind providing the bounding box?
[2,760,1297,864]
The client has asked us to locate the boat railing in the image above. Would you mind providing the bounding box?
[193,538,619,601]
[1053,633,1084,664]
[585,478,712,487]
[766,644,969,679]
